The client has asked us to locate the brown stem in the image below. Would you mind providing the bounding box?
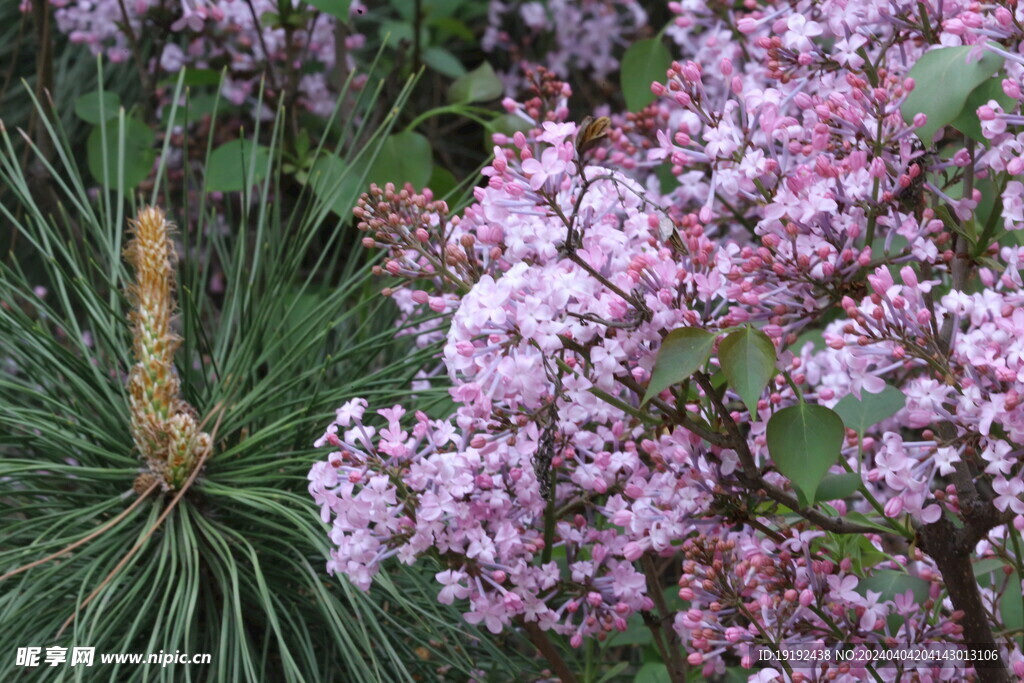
[918,518,1009,683]
[412,0,422,73]
[520,620,579,683]
[114,0,154,117]
[641,555,687,682]
[243,0,280,92]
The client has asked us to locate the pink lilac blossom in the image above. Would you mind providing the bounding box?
[46,0,365,116]
[482,0,647,95]
[309,2,1024,680]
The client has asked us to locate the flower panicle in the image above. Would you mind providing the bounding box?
[125,206,210,490]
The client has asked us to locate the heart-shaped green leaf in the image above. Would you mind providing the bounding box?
[718,327,775,415]
[86,117,155,191]
[642,327,716,405]
[306,0,353,20]
[857,569,931,633]
[205,139,272,193]
[307,153,370,217]
[767,403,845,504]
[423,46,467,78]
[951,77,1016,143]
[901,45,1005,144]
[368,131,433,189]
[448,62,503,104]
[832,384,905,436]
[483,113,532,148]
[75,90,120,125]
[620,38,671,112]
[815,472,863,501]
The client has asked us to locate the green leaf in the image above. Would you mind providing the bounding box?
[634,662,670,683]
[642,328,716,405]
[718,327,775,415]
[816,472,863,501]
[843,511,896,534]
[379,20,420,47]
[1001,573,1023,631]
[430,16,475,41]
[901,45,1005,144]
[943,172,999,235]
[427,165,458,199]
[620,38,671,112]
[934,203,977,245]
[204,139,272,192]
[858,568,930,633]
[654,164,680,194]
[951,77,1015,143]
[978,561,1024,632]
[165,93,225,128]
[86,117,156,190]
[595,662,630,683]
[448,62,503,104]
[820,533,886,574]
[605,614,653,647]
[423,46,467,78]
[74,90,120,125]
[858,569,929,603]
[832,385,905,436]
[306,0,353,20]
[182,67,223,86]
[422,0,467,18]
[766,403,844,504]
[368,131,433,189]
[725,669,751,683]
[307,153,369,217]
[483,113,532,147]
[974,558,1009,579]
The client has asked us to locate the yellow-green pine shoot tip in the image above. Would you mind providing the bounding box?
[125,206,211,490]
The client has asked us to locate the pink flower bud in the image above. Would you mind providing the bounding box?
[737,17,758,33]
[1003,78,1021,100]
[870,157,887,179]
[884,496,904,518]
[623,541,644,561]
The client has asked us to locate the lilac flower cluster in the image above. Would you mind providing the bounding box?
[45,0,366,115]
[482,0,647,94]
[310,1,1024,679]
